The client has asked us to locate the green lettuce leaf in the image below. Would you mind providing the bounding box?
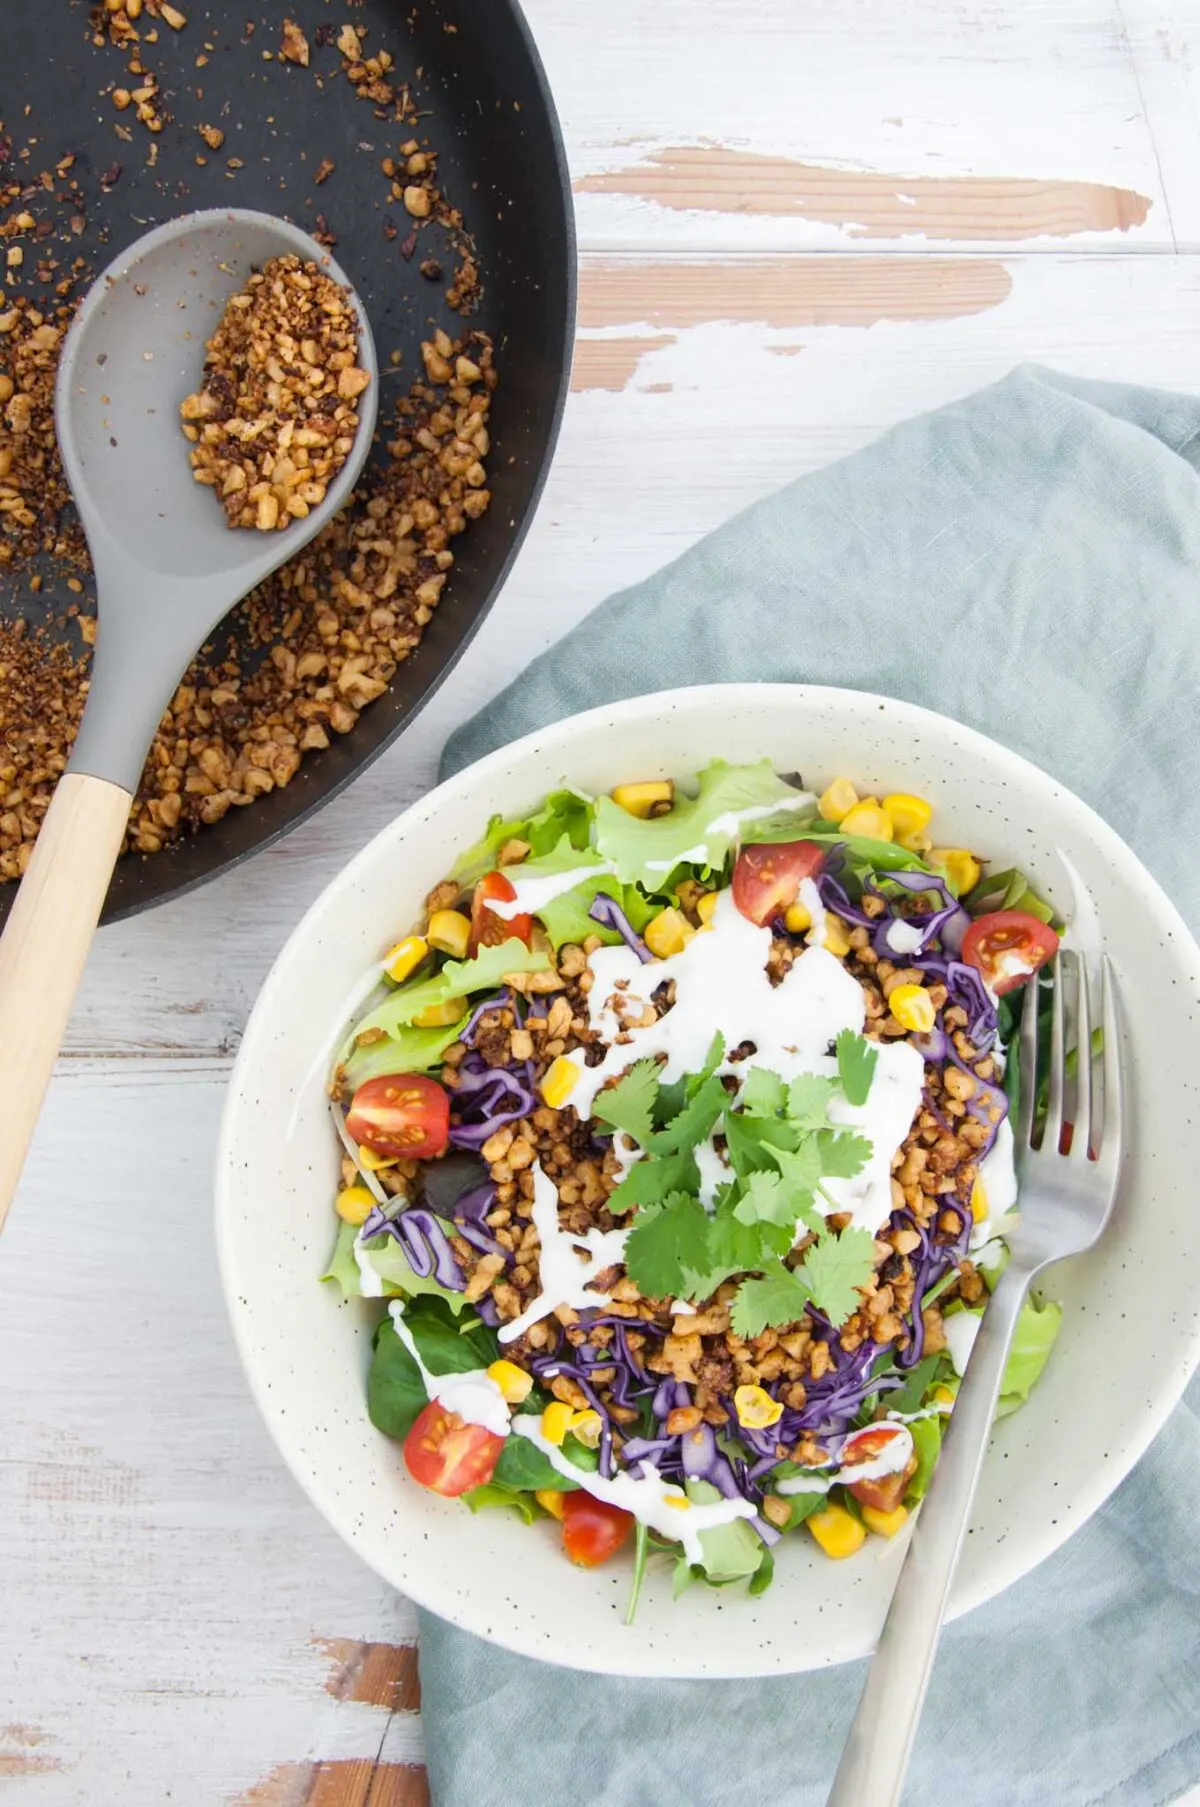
[461,1483,541,1523]
[997,1295,1062,1414]
[680,1478,766,1583]
[964,866,1055,924]
[344,939,549,1052]
[451,787,594,882]
[904,1414,943,1501]
[320,1220,364,1300]
[593,759,816,890]
[343,1016,467,1088]
[362,1235,477,1314]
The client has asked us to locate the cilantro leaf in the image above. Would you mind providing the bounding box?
[786,1073,837,1128]
[650,1073,728,1156]
[622,1192,711,1299]
[680,1194,790,1299]
[731,1170,797,1230]
[593,1061,660,1146]
[813,1128,872,1180]
[724,1109,800,1178]
[606,1148,700,1216]
[763,1142,825,1237]
[730,1265,813,1337]
[740,1067,785,1116]
[836,1029,879,1107]
[797,1226,876,1326]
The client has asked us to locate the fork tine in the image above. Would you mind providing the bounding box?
[1042,952,1066,1152]
[1069,950,1093,1162]
[1093,955,1124,1184]
[1016,964,1040,1150]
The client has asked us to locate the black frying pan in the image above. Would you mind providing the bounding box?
[0,0,574,925]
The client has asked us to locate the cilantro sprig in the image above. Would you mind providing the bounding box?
[605,1033,881,1330]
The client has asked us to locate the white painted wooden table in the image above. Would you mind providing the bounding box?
[4,3,1200,1801]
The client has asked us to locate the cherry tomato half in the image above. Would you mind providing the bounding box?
[840,1425,918,1514]
[731,841,826,928]
[404,1401,504,1497]
[560,1490,634,1567]
[470,870,534,955]
[961,910,1059,997]
[346,1072,450,1159]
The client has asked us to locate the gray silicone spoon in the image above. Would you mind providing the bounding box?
[0,209,378,1227]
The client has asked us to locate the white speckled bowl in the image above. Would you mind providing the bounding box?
[216,684,1200,1677]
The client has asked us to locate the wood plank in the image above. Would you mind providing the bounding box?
[524,0,1174,251]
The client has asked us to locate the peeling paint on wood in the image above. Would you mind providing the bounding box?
[571,257,1012,389]
[235,1761,429,1807]
[314,1639,421,1712]
[575,145,1152,241]
[0,1723,66,1776]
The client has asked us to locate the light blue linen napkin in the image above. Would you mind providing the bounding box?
[422,366,1200,1807]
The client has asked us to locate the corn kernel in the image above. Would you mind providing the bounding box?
[883,793,933,838]
[540,1055,580,1109]
[862,1503,909,1539]
[696,890,719,925]
[663,1493,692,1510]
[734,1384,784,1430]
[359,1146,399,1172]
[535,1489,566,1519]
[822,918,851,958]
[427,909,472,958]
[819,778,859,823]
[897,827,934,856]
[568,1408,603,1449]
[335,1185,375,1226]
[612,780,674,818]
[840,799,895,842]
[645,906,694,959]
[487,1359,533,1405]
[413,997,465,1028]
[970,1176,989,1224]
[807,1504,867,1560]
[889,983,936,1034]
[784,900,812,934]
[541,1402,575,1445]
[933,1384,957,1408]
[929,848,981,896]
[385,934,428,984]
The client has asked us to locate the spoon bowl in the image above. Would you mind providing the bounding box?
[0,209,377,1227]
[56,207,377,789]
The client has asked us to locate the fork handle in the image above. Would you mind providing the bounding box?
[0,772,133,1232]
[826,1260,1035,1807]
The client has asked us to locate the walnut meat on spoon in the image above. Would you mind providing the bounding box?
[180,252,370,531]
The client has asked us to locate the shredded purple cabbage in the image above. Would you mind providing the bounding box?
[589,892,652,963]
[360,1204,466,1291]
[447,1047,537,1150]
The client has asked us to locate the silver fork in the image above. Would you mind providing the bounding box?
[827,942,1125,1807]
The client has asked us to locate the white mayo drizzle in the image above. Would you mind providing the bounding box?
[944,1311,981,1377]
[970,1115,1019,1250]
[693,1136,731,1209]
[354,1234,386,1298]
[511,1419,757,1562]
[388,1302,511,1438]
[886,1402,951,1424]
[884,918,926,956]
[566,890,924,1235]
[489,861,617,920]
[497,1162,630,1345]
[775,1423,916,1497]
[641,792,817,873]
[798,874,828,945]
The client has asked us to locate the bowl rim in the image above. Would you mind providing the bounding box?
[216,680,1200,1674]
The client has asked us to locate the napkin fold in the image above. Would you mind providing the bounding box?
[422,367,1200,1807]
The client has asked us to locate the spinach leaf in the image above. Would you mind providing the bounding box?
[491,1436,582,1494]
[904,1415,942,1502]
[366,1318,427,1441]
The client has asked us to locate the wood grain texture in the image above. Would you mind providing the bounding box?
[8,2,1200,1800]
[0,772,132,1228]
[575,146,1152,240]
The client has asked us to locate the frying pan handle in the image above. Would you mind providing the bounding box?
[0,772,132,1232]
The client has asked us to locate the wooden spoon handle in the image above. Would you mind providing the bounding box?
[0,772,132,1231]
